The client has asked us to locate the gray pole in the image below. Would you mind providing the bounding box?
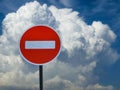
[39,65,43,90]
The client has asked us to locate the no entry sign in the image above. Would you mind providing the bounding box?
[19,26,61,65]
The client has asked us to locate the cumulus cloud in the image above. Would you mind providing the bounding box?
[45,76,114,90]
[0,1,119,90]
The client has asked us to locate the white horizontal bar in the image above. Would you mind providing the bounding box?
[25,41,55,49]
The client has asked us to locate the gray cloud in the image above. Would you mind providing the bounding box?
[0,86,38,90]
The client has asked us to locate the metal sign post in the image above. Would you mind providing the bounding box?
[39,65,43,90]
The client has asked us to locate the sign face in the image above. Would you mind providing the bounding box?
[19,26,61,65]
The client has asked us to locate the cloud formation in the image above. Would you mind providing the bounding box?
[0,1,119,90]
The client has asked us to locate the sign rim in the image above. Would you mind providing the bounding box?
[19,25,61,65]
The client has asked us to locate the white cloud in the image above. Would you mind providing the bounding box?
[0,1,119,90]
[0,70,39,88]
[44,76,83,90]
[44,75,114,90]
[48,0,72,7]
[59,0,72,7]
[86,84,114,90]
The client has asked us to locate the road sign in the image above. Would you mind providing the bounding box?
[19,25,61,65]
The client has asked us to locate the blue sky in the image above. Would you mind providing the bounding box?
[0,0,120,90]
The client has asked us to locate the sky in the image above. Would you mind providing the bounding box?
[0,0,120,90]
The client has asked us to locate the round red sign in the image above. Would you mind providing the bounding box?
[19,26,61,65]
